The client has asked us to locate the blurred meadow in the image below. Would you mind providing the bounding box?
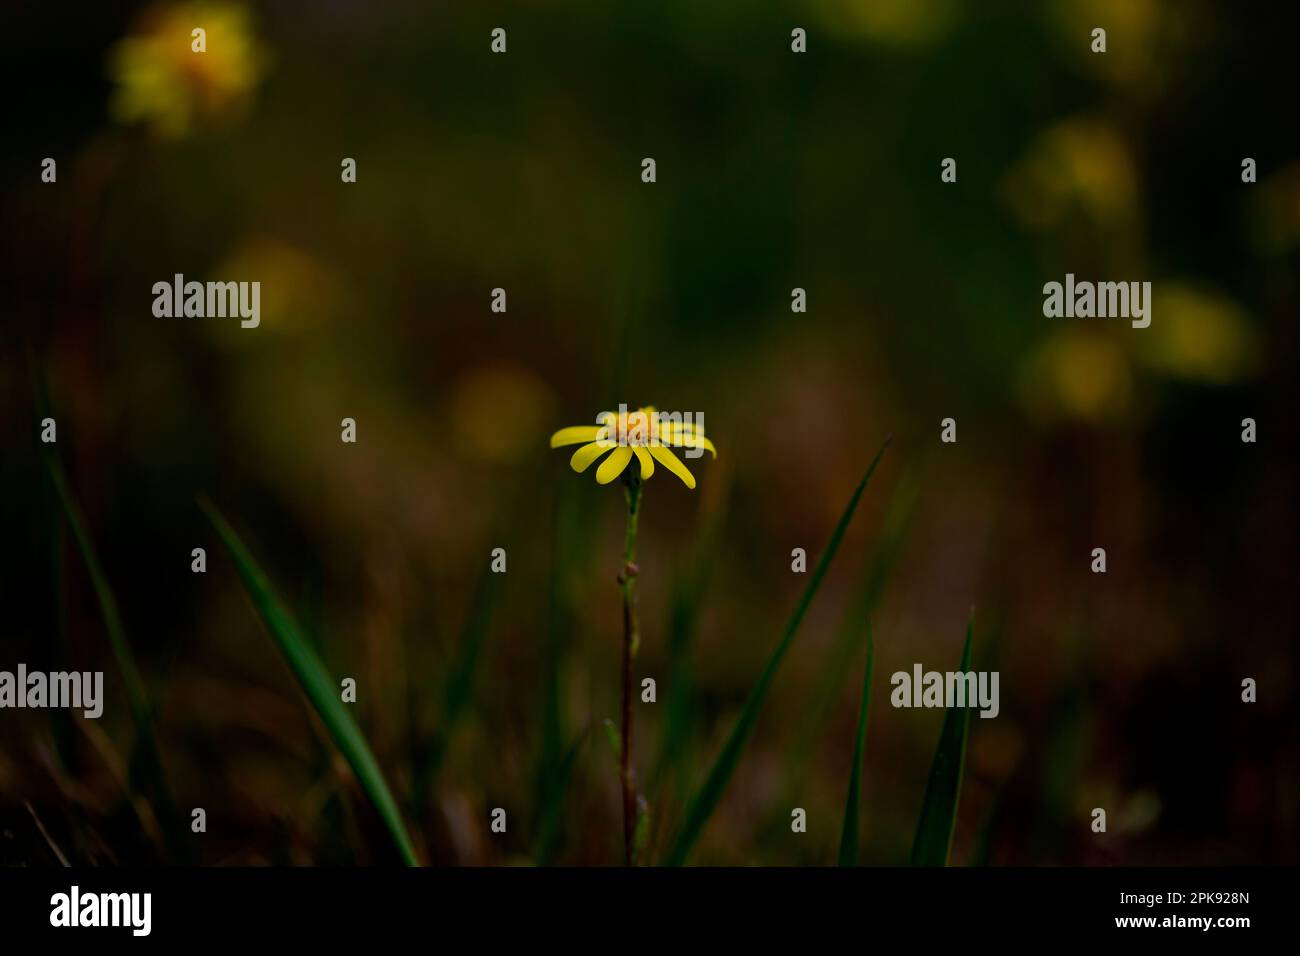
[1,0,1297,865]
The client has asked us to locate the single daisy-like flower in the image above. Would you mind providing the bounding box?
[550,406,716,488]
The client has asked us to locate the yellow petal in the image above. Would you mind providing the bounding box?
[595,445,634,484]
[633,446,655,479]
[665,434,717,458]
[551,425,602,448]
[663,425,705,445]
[649,445,696,489]
[664,421,704,436]
[570,441,611,473]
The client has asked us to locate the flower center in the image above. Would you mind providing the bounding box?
[603,409,656,445]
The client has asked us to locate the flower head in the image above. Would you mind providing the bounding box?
[550,405,716,489]
[108,2,267,140]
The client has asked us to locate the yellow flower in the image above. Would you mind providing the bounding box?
[1136,282,1259,385]
[1003,118,1138,233]
[550,406,716,489]
[1018,331,1133,424]
[108,2,267,139]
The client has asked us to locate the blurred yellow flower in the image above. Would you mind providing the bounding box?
[108,2,267,139]
[452,365,556,464]
[550,406,715,489]
[1019,332,1133,424]
[1052,0,1166,93]
[212,235,342,340]
[1004,118,1138,233]
[1136,283,1259,385]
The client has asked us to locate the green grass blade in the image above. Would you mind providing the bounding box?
[412,559,500,809]
[664,437,890,866]
[29,355,77,774]
[32,359,184,857]
[532,481,582,864]
[909,618,974,866]
[652,491,727,793]
[969,790,1001,867]
[765,472,915,835]
[441,563,499,730]
[44,460,151,728]
[837,622,874,867]
[200,498,420,866]
[532,725,590,865]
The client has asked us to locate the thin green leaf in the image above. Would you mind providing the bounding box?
[412,558,500,808]
[837,622,874,867]
[602,718,622,760]
[910,618,974,866]
[532,725,589,865]
[969,791,1001,867]
[766,473,915,835]
[441,565,499,726]
[532,482,582,863]
[664,438,890,866]
[633,795,651,864]
[200,498,419,866]
[652,490,728,793]
[45,460,150,727]
[33,360,77,774]
[33,359,181,854]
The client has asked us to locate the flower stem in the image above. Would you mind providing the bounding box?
[619,475,642,865]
